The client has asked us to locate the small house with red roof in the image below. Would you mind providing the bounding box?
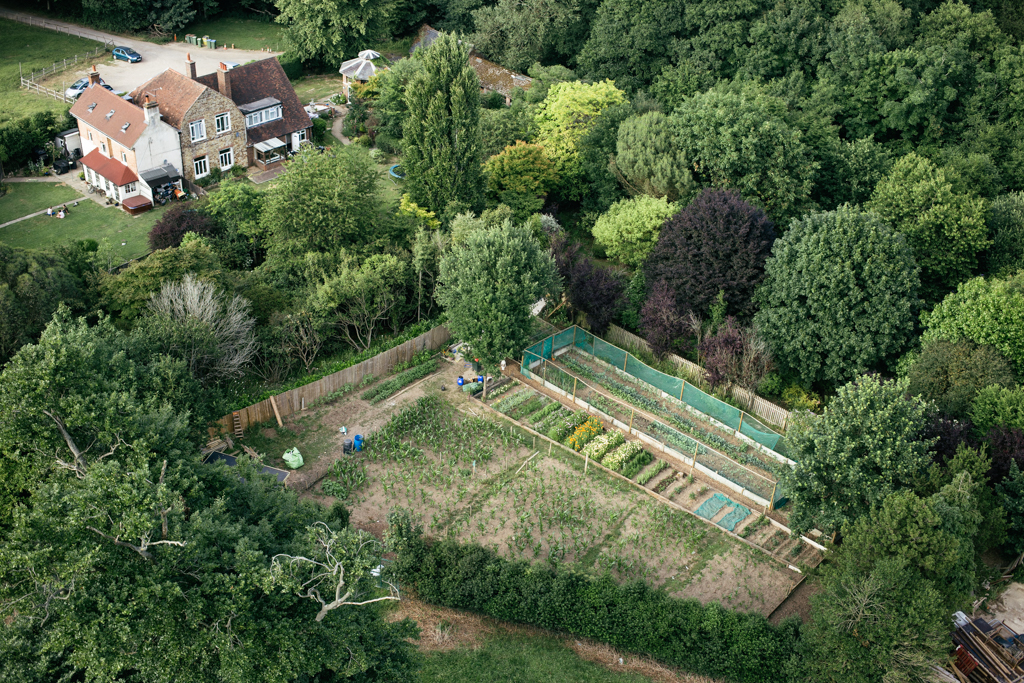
[69,67,182,213]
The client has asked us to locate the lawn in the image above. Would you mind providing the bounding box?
[291,74,346,103]
[0,181,82,224]
[421,634,656,683]
[176,16,286,51]
[0,199,168,257]
[0,17,105,122]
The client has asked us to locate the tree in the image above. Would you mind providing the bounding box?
[997,461,1024,556]
[754,206,921,387]
[969,385,1024,432]
[985,426,1024,484]
[612,111,692,200]
[645,188,775,322]
[483,141,558,221]
[868,153,989,300]
[906,339,1015,420]
[578,102,632,214]
[143,274,257,383]
[554,242,625,334]
[591,195,677,268]
[262,146,385,258]
[404,31,484,215]
[435,221,559,364]
[372,57,424,152]
[480,97,534,159]
[203,178,268,269]
[669,81,817,223]
[698,318,773,397]
[469,0,578,72]
[782,375,934,535]
[641,280,683,359]
[275,0,399,67]
[922,271,1024,375]
[148,204,219,251]
[984,191,1024,277]
[794,478,982,683]
[533,79,627,200]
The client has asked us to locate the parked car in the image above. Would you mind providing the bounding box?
[112,47,142,63]
[65,77,106,99]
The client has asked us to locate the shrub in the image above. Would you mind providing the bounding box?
[369,148,388,163]
[354,135,372,147]
[906,339,1016,419]
[148,205,218,250]
[277,53,303,80]
[311,117,328,145]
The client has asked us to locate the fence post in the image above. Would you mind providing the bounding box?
[572,377,577,402]
[769,481,778,511]
[680,382,685,401]
[572,326,577,348]
[623,354,628,371]
[738,413,744,434]
[628,409,634,434]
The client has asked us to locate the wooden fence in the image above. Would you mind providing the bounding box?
[211,325,451,435]
[19,78,75,104]
[602,323,792,430]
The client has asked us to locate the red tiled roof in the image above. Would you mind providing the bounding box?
[70,84,147,147]
[81,148,138,186]
[195,58,311,145]
[129,69,208,130]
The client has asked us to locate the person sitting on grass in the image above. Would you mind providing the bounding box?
[57,210,65,219]
[46,207,53,217]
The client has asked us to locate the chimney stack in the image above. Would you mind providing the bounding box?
[88,66,100,86]
[216,62,231,99]
[185,53,197,80]
[143,95,161,126]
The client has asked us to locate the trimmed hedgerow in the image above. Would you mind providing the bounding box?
[387,520,798,683]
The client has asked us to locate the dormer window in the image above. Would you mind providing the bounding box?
[106,109,116,119]
[121,122,130,132]
[240,98,283,128]
[87,103,97,112]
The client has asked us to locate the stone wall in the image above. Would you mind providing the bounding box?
[179,88,247,181]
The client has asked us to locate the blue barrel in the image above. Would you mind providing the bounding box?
[354,435,363,452]
[476,375,484,384]
[457,376,464,386]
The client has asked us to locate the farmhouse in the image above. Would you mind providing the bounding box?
[69,68,182,213]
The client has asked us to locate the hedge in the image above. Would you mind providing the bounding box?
[390,532,799,683]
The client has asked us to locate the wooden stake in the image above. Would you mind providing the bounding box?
[270,395,283,427]
[629,409,634,433]
[482,375,487,400]
[623,354,628,371]
[769,481,778,511]
[585,454,589,474]
[572,377,577,401]
[680,383,685,401]
[738,412,744,433]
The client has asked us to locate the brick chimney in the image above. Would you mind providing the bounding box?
[216,62,231,99]
[185,53,197,80]
[88,65,100,86]
[143,95,161,126]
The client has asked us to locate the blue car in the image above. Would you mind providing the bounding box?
[112,47,142,63]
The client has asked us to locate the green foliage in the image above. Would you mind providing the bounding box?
[390,531,798,683]
[613,111,692,201]
[361,358,438,404]
[480,97,535,159]
[922,271,1024,375]
[868,153,990,300]
[984,191,1024,277]
[997,461,1024,555]
[262,145,387,261]
[592,195,677,268]
[782,374,935,535]
[436,220,559,364]
[534,80,627,200]
[483,141,558,221]
[404,32,484,214]
[321,457,368,499]
[275,0,399,67]
[469,0,578,72]
[578,102,632,214]
[670,81,817,223]
[969,385,1024,432]
[906,339,1016,419]
[755,206,921,387]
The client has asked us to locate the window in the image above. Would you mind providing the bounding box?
[296,128,307,142]
[244,105,283,128]
[121,151,127,163]
[100,141,107,155]
[194,155,209,178]
[215,112,231,134]
[87,131,93,141]
[189,119,206,142]
[218,148,233,170]
[123,182,136,194]
[104,179,110,191]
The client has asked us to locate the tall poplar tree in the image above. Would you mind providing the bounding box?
[403,32,484,216]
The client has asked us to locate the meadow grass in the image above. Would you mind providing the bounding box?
[0,181,81,223]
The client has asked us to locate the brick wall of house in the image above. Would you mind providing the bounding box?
[179,89,247,181]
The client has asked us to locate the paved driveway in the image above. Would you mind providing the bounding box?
[2,10,281,96]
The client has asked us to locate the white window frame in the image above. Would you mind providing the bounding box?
[87,131,93,141]
[100,141,107,155]
[189,119,207,142]
[121,151,127,163]
[218,148,233,170]
[194,155,209,178]
[215,112,231,134]
[244,105,283,128]
[123,182,137,194]
[297,128,307,142]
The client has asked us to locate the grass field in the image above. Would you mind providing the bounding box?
[0,18,104,122]
[0,199,168,257]
[291,74,346,102]
[177,16,286,51]
[0,181,82,224]
[421,634,656,683]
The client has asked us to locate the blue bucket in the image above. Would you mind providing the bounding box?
[354,435,363,452]
[457,376,464,386]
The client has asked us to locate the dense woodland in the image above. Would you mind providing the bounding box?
[3,1,1024,681]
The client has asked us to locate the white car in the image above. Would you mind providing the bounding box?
[65,77,106,99]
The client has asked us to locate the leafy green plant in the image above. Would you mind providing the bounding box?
[637,459,667,486]
[493,390,535,414]
[361,360,438,404]
[321,457,367,499]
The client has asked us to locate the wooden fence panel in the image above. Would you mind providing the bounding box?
[212,325,451,435]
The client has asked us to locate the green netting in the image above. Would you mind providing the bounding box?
[739,418,782,452]
[695,493,730,520]
[718,504,750,532]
